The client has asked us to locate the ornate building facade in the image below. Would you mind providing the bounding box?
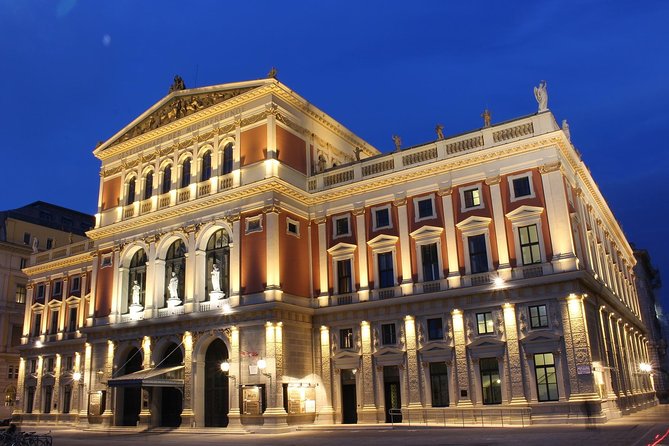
[14,77,657,429]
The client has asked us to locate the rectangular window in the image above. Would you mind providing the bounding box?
[534,353,559,401]
[43,385,52,413]
[245,216,263,234]
[519,224,541,265]
[381,323,396,345]
[30,360,37,374]
[463,188,481,208]
[287,220,299,236]
[334,216,350,237]
[430,362,449,407]
[46,238,54,250]
[15,285,27,304]
[427,318,444,341]
[480,358,502,405]
[20,258,27,269]
[7,366,13,379]
[49,311,59,335]
[162,166,172,194]
[378,252,394,288]
[529,305,548,329]
[23,232,31,245]
[337,259,353,294]
[62,385,72,414]
[32,314,41,337]
[10,325,22,348]
[46,357,55,373]
[36,284,45,299]
[26,386,35,413]
[340,328,353,349]
[68,307,78,332]
[421,243,440,282]
[52,280,63,297]
[417,198,434,220]
[71,276,81,292]
[512,176,532,198]
[64,356,73,372]
[476,312,494,334]
[374,208,390,229]
[468,234,488,274]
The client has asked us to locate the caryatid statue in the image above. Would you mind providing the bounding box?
[534,80,548,112]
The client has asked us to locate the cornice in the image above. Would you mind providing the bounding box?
[23,252,94,276]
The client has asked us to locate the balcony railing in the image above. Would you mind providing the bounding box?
[32,239,95,266]
[140,198,152,214]
[123,204,135,219]
[197,181,211,198]
[157,306,185,318]
[177,187,191,203]
[158,192,171,209]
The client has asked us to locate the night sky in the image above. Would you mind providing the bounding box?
[2,1,668,308]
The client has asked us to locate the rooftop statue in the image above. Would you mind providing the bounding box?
[534,80,548,112]
[168,75,186,93]
[481,109,491,128]
[435,124,445,140]
[392,135,402,152]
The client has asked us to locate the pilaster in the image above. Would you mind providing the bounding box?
[316,326,335,423]
[438,187,460,288]
[502,304,526,404]
[560,294,597,400]
[358,321,377,421]
[316,217,329,306]
[264,204,281,301]
[486,176,511,276]
[451,309,472,406]
[403,316,422,408]
[229,214,241,306]
[353,207,369,301]
[393,197,413,295]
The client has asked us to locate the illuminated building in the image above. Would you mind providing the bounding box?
[14,76,657,429]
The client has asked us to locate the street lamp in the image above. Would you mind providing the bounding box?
[257,358,272,406]
[72,371,82,382]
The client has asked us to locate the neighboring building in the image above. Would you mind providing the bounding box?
[634,249,669,403]
[0,202,93,419]
[14,77,657,430]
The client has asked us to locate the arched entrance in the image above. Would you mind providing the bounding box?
[158,342,183,427]
[118,347,142,426]
[205,338,229,427]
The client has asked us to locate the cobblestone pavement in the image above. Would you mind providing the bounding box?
[21,405,669,446]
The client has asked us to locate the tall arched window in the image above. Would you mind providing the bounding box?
[222,143,233,175]
[126,178,136,206]
[180,159,191,189]
[205,229,230,298]
[165,240,187,302]
[200,152,212,182]
[128,249,147,306]
[144,172,153,200]
[162,165,172,194]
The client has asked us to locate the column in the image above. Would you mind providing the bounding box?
[144,238,157,314]
[263,321,288,427]
[502,304,527,404]
[265,103,278,179]
[539,161,577,272]
[78,343,92,422]
[561,294,597,400]
[359,321,377,421]
[52,354,62,414]
[613,318,631,397]
[439,187,460,288]
[101,340,115,425]
[34,356,43,414]
[72,352,82,420]
[353,207,369,301]
[451,309,472,406]
[233,116,242,187]
[598,308,619,400]
[229,215,241,307]
[393,197,413,295]
[15,358,26,415]
[486,176,511,276]
[88,254,99,325]
[316,326,335,423]
[78,273,88,329]
[404,316,422,409]
[264,204,281,301]
[316,217,329,307]
[228,326,242,427]
[184,227,197,306]
[181,331,194,426]
[138,336,151,427]
[22,285,34,339]
[109,248,121,322]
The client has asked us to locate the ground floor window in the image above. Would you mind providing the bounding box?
[534,352,559,401]
[429,362,449,407]
[26,387,35,413]
[480,358,502,405]
[62,385,72,413]
[43,385,53,414]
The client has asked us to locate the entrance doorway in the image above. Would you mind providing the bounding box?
[204,339,229,427]
[340,369,357,424]
[120,347,142,426]
[383,366,401,423]
[158,343,183,427]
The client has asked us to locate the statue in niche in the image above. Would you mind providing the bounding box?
[31,237,39,253]
[534,80,548,112]
[131,280,141,306]
[435,124,445,140]
[316,154,327,173]
[481,109,491,127]
[168,271,179,300]
[392,135,402,152]
[211,264,222,292]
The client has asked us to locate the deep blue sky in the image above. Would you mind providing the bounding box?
[2,1,668,307]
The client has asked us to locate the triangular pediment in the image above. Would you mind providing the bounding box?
[367,234,399,249]
[456,215,492,231]
[410,225,444,241]
[334,350,360,361]
[96,79,271,153]
[327,242,357,256]
[521,329,560,344]
[505,205,544,222]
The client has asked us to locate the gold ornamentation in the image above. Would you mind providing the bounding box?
[437,187,452,197]
[393,197,407,207]
[485,175,501,186]
[313,217,326,225]
[352,207,365,216]
[539,160,561,174]
[262,204,280,214]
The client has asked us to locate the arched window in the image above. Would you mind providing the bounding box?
[205,229,230,298]
[143,172,153,200]
[200,152,212,182]
[222,143,233,175]
[162,165,172,194]
[180,159,191,189]
[126,178,136,206]
[128,249,147,306]
[165,240,186,302]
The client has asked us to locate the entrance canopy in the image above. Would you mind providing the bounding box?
[108,365,184,388]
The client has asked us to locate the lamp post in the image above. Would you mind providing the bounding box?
[257,358,273,407]
[220,360,237,415]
